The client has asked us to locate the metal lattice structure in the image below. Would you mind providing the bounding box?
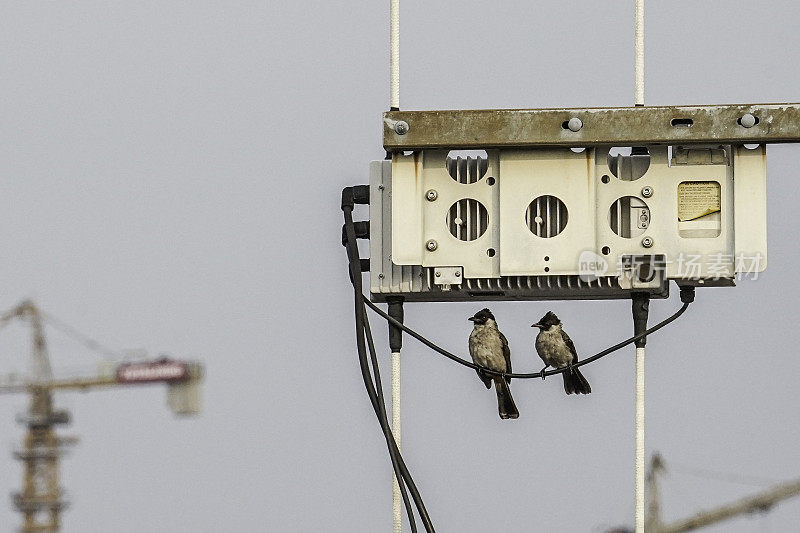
[0,301,204,532]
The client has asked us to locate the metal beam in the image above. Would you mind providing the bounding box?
[656,479,800,533]
[383,103,800,150]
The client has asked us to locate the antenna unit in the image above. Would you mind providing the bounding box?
[368,103,798,302]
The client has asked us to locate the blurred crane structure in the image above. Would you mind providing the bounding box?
[0,300,203,533]
[644,453,800,532]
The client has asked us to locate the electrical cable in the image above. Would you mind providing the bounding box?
[343,196,434,532]
[352,233,433,533]
[363,298,690,379]
[348,226,416,532]
[363,308,417,533]
[343,185,692,533]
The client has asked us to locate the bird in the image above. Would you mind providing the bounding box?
[532,311,591,395]
[468,308,519,419]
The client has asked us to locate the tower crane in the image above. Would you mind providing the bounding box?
[645,453,800,533]
[0,300,204,533]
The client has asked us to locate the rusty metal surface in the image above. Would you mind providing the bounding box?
[383,104,800,149]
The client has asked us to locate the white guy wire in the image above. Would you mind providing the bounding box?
[634,2,646,530]
[390,0,400,109]
[634,0,645,106]
[635,346,646,533]
[391,350,402,533]
[390,1,401,527]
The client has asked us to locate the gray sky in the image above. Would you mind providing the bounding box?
[1,1,799,531]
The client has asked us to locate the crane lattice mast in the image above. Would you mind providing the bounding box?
[0,301,204,533]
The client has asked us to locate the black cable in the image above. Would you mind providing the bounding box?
[347,216,418,531]
[362,309,417,533]
[345,210,414,529]
[343,184,693,533]
[349,223,433,533]
[343,201,435,532]
[363,298,690,379]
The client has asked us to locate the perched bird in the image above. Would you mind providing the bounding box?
[532,311,591,395]
[468,308,519,419]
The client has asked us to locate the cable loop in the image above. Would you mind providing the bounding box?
[363,298,689,379]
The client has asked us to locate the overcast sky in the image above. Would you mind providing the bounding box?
[1,1,799,532]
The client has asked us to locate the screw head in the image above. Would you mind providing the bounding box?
[641,236,654,248]
[740,113,756,128]
[641,186,653,198]
[394,121,409,135]
[454,271,461,277]
[567,117,583,132]
[425,239,438,251]
[425,189,438,201]
[435,271,441,277]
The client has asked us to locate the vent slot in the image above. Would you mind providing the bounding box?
[447,199,488,241]
[525,195,568,238]
[446,153,488,184]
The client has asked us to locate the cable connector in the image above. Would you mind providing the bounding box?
[341,221,370,246]
[341,185,370,211]
[387,297,404,352]
[631,292,650,348]
[679,285,696,304]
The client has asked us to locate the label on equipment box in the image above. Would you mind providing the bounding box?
[678,181,721,221]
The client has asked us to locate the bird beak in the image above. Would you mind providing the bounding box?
[531,323,541,328]
[468,317,477,322]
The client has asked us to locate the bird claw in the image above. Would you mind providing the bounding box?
[568,363,575,375]
[539,367,547,380]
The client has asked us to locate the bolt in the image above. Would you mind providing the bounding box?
[454,271,461,277]
[435,271,441,277]
[378,184,385,190]
[641,186,653,198]
[740,113,756,128]
[394,121,409,135]
[641,236,653,248]
[425,189,438,201]
[567,117,583,132]
[425,239,438,251]
[378,273,384,279]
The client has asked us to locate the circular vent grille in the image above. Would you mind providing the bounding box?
[446,155,488,184]
[447,199,488,241]
[526,196,568,238]
[609,196,650,238]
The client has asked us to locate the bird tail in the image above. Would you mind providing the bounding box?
[563,367,592,395]
[495,378,519,419]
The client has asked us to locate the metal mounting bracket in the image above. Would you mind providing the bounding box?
[383,103,800,150]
